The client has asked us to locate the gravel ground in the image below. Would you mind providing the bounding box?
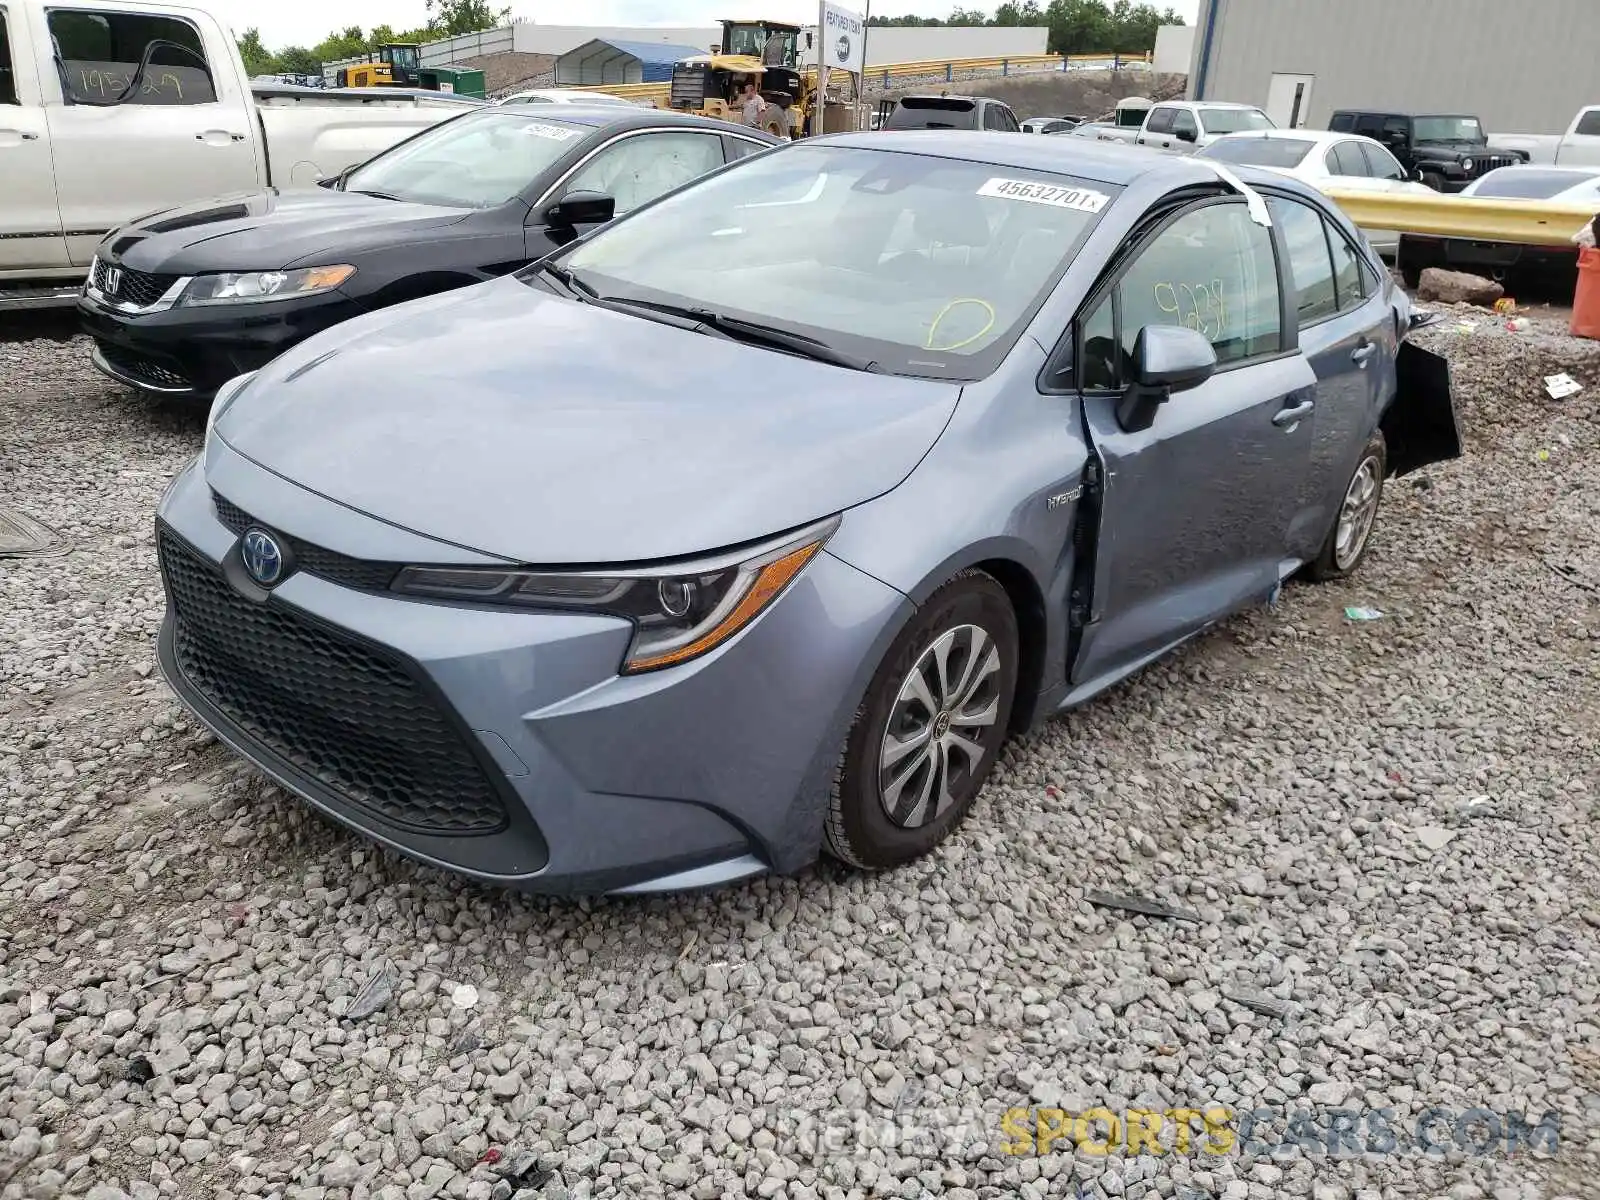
[1,309,1598,1200]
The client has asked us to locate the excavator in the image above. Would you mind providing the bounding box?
[667,19,857,137]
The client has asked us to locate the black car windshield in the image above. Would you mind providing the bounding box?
[1413,116,1483,142]
[1198,107,1274,135]
[342,110,587,208]
[543,143,1120,380]
[1199,136,1312,167]
[1471,167,1600,198]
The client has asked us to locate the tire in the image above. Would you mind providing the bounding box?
[824,570,1019,870]
[1305,431,1387,582]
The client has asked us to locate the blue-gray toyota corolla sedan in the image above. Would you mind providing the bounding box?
[156,133,1462,895]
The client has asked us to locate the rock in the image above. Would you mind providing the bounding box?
[1416,268,1505,307]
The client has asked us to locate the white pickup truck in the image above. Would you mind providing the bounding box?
[1488,106,1600,168]
[1079,99,1276,154]
[1,0,476,309]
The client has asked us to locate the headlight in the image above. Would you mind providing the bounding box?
[178,265,355,306]
[393,517,839,674]
[1459,157,1474,171]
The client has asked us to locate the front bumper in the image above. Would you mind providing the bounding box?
[155,446,912,894]
[1399,234,1578,277]
[78,287,364,401]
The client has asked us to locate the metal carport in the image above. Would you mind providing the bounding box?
[553,39,708,86]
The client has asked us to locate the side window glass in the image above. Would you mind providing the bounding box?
[0,9,18,105]
[48,9,216,105]
[982,104,1001,131]
[1268,197,1338,325]
[562,132,723,216]
[1003,108,1021,132]
[1145,107,1174,134]
[1078,293,1118,391]
[1576,110,1600,137]
[1118,202,1282,367]
[724,136,766,161]
[1354,115,1381,137]
[1361,143,1404,180]
[1172,110,1198,138]
[1381,117,1409,142]
[1330,141,1368,176]
[1329,228,1368,310]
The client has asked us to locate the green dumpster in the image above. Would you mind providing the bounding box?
[419,67,486,99]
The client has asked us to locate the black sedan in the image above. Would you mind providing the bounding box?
[78,106,779,401]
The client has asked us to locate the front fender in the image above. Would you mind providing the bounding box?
[1383,340,1463,477]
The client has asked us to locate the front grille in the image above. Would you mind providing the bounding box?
[159,528,510,835]
[211,491,402,593]
[1474,154,1520,172]
[92,259,179,308]
[97,342,191,390]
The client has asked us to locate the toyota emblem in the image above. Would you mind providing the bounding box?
[241,528,285,587]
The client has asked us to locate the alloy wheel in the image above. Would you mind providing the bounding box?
[876,624,1002,829]
[1335,455,1382,570]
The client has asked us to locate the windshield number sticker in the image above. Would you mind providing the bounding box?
[525,124,580,141]
[977,177,1109,213]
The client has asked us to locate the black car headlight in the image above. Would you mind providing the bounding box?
[178,265,355,306]
[393,517,839,674]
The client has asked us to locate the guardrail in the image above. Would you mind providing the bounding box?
[1320,188,1597,248]
[564,50,1154,106]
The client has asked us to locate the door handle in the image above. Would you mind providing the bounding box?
[1351,340,1377,367]
[0,130,40,142]
[1272,399,1315,428]
[195,130,247,144]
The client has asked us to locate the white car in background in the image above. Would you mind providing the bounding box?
[1460,164,1600,204]
[495,88,637,106]
[1197,129,1435,254]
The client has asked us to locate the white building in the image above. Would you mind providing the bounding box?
[419,20,1048,71]
[1188,0,1597,135]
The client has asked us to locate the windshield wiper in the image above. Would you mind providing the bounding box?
[529,261,600,303]
[592,297,878,371]
[348,189,404,201]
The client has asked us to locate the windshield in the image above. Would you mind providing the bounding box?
[343,111,585,208]
[388,46,418,72]
[1199,107,1274,135]
[1198,136,1311,167]
[1413,116,1483,142]
[544,144,1119,381]
[1471,167,1600,198]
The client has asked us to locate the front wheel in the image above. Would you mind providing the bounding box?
[1305,431,1387,581]
[824,571,1019,870]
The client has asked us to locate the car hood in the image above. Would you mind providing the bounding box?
[108,188,477,274]
[214,277,963,565]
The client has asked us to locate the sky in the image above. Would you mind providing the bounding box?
[216,0,1201,51]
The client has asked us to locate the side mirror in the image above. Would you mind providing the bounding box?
[1116,325,1216,432]
[1175,126,1197,143]
[1410,166,1426,182]
[544,190,616,228]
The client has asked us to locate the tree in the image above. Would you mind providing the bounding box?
[276,46,322,76]
[424,0,510,37]
[236,27,277,76]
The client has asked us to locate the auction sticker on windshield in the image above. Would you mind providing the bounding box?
[978,178,1109,213]
[525,123,581,141]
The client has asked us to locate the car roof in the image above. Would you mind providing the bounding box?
[820,130,1294,190]
[1207,129,1374,147]
[484,105,770,138]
